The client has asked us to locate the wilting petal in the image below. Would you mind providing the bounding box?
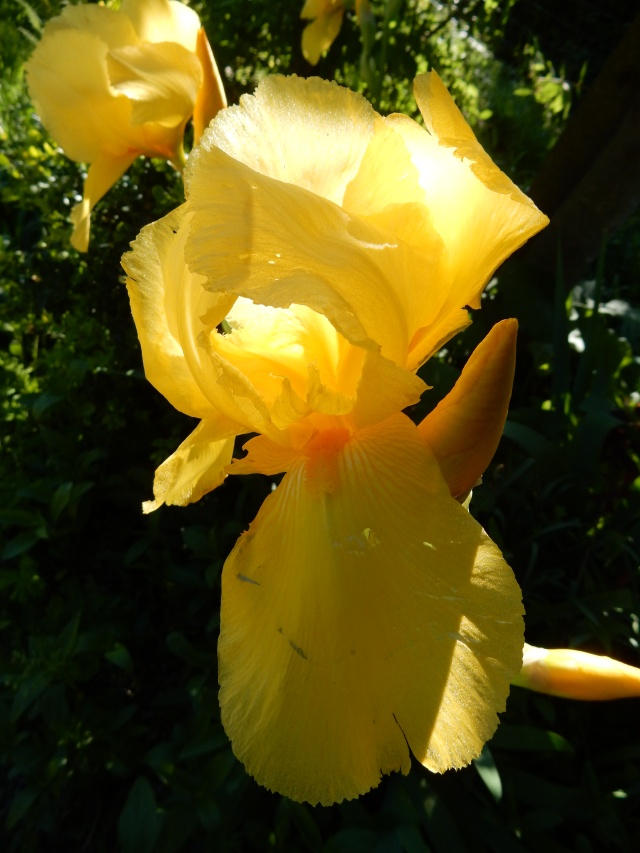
[513,644,640,700]
[191,74,376,207]
[300,0,344,65]
[418,319,517,499]
[219,413,523,805]
[144,417,237,512]
[71,153,137,252]
[107,41,202,127]
[193,27,227,145]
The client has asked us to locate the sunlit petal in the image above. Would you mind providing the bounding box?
[191,74,377,207]
[123,206,236,418]
[144,417,237,512]
[120,0,200,50]
[186,147,411,365]
[418,319,517,499]
[219,413,523,805]
[514,644,640,700]
[387,71,549,365]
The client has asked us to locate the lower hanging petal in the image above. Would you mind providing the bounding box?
[71,153,136,251]
[143,416,238,513]
[219,412,523,805]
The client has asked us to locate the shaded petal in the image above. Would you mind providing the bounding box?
[71,153,136,252]
[144,417,237,512]
[193,27,227,145]
[190,74,376,207]
[513,644,640,700]
[418,319,517,499]
[107,41,201,127]
[219,412,523,805]
[185,147,410,365]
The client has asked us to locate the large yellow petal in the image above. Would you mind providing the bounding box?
[192,27,227,146]
[191,74,376,207]
[143,417,237,513]
[107,41,201,127]
[387,72,549,367]
[185,147,411,366]
[418,319,517,500]
[219,412,523,805]
[26,27,134,164]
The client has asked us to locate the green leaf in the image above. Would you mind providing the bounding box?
[2,529,43,560]
[117,777,163,853]
[491,725,574,753]
[287,800,322,852]
[165,632,210,669]
[105,643,133,672]
[50,481,73,522]
[474,746,502,802]
[324,829,380,853]
[7,787,38,829]
[11,673,50,722]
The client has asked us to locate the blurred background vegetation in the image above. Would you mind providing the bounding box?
[1,0,640,849]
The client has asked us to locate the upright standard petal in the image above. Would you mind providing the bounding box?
[388,72,549,366]
[219,413,523,805]
[418,319,517,499]
[191,75,377,207]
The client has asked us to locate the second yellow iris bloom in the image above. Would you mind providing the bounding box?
[123,71,548,804]
[26,0,225,251]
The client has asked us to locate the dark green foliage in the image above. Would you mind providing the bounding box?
[1,1,639,850]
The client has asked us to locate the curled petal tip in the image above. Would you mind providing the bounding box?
[513,644,640,701]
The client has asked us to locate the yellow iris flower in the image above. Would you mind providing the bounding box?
[300,0,370,65]
[514,644,640,700]
[123,71,548,805]
[26,0,226,252]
